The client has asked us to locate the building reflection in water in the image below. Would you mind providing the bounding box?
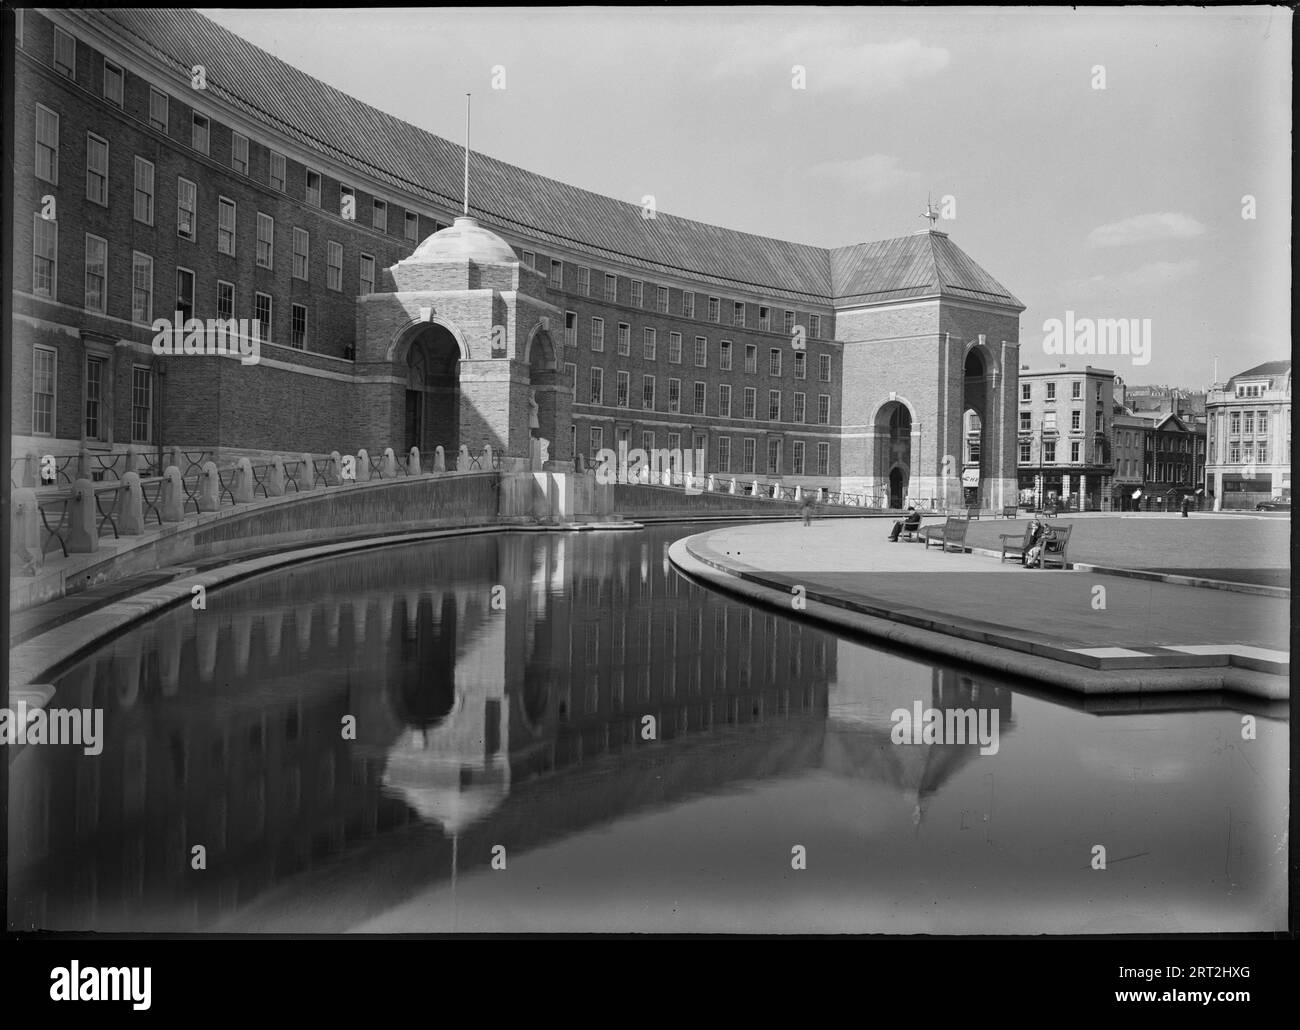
[8,526,1017,931]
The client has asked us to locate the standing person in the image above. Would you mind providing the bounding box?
[801,491,814,527]
[1180,493,1193,518]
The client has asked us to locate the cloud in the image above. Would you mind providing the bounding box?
[713,30,950,97]
[808,154,908,194]
[1086,212,1207,248]
[1062,259,1200,297]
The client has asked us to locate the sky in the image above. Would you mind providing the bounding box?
[200,6,1292,387]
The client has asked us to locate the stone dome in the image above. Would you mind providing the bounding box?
[404,215,520,266]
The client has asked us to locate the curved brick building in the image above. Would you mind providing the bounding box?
[10,7,1025,506]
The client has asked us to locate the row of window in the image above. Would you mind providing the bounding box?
[1226,444,1271,464]
[1222,410,1273,436]
[31,346,154,443]
[1018,440,1092,465]
[1021,380,1106,402]
[1018,409,1099,432]
[572,367,832,423]
[584,425,832,477]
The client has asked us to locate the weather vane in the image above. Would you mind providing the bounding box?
[920,193,939,230]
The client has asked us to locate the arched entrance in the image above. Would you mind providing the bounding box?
[526,328,560,461]
[404,324,461,455]
[962,350,988,506]
[876,401,912,507]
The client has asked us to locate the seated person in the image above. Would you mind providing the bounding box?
[889,507,922,541]
[1022,519,1047,567]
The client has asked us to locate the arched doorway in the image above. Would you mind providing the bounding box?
[962,349,988,506]
[526,329,560,460]
[876,401,912,507]
[404,324,460,455]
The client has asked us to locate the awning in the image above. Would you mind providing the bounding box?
[961,469,980,487]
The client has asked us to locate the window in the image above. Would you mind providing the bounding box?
[630,280,643,307]
[733,301,746,327]
[1044,440,1056,462]
[176,268,195,322]
[550,259,563,286]
[254,292,272,344]
[565,363,577,392]
[1071,441,1081,463]
[103,61,123,106]
[269,151,286,192]
[694,381,706,415]
[743,438,756,474]
[149,88,168,133]
[1046,381,1057,401]
[1243,411,1255,434]
[694,336,707,367]
[743,387,756,419]
[521,250,535,269]
[1258,441,1269,462]
[359,253,375,294]
[744,344,758,374]
[291,304,307,349]
[792,440,805,475]
[768,390,781,421]
[1071,380,1082,399]
[719,384,731,417]
[216,280,233,320]
[641,430,656,456]
[668,378,681,413]
[32,348,56,435]
[304,170,322,207]
[657,286,669,313]
[1021,382,1031,401]
[85,134,108,205]
[1257,411,1268,437]
[131,252,153,322]
[793,392,806,423]
[668,333,682,364]
[817,394,830,425]
[709,297,720,323]
[642,327,656,359]
[589,367,604,404]
[1071,410,1081,431]
[809,314,821,339]
[758,306,771,331]
[231,132,249,175]
[577,267,590,295]
[372,199,387,232]
[35,105,58,184]
[793,351,806,380]
[589,426,604,459]
[563,312,577,348]
[1230,412,1240,434]
[176,178,197,240]
[767,439,781,474]
[816,442,830,476]
[683,292,695,319]
[1019,441,1031,463]
[255,212,273,267]
[1044,410,1057,431]
[32,215,57,296]
[604,273,617,303]
[54,28,75,77]
[590,317,604,352]
[1019,411,1032,432]
[818,354,831,382]
[617,323,631,356]
[290,227,309,279]
[720,340,733,371]
[616,371,630,407]
[340,185,355,220]
[192,114,209,154]
[718,437,732,473]
[130,366,153,442]
[642,375,655,410]
[769,348,782,376]
[218,197,236,255]
[326,241,342,291]
[84,234,107,313]
[85,356,106,441]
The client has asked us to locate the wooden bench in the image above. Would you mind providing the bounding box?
[1039,525,1073,569]
[965,506,981,520]
[921,515,970,553]
[1000,504,1018,519]
[998,522,1038,563]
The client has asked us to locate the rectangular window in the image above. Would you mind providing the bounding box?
[792,440,805,475]
[1244,411,1255,434]
[32,215,57,296]
[793,351,806,380]
[793,392,805,423]
[718,437,732,473]
[1071,409,1081,431]
[744,344,758,374]
[590,367,604,404]
[767,439,781,474]
[306,170,322,207]
[564,311,577,348]
[216,280,233,320]
[54,28,75,77]
[732,301,745,328]
[1071,441,1081,462]
[85,356,105,441]
[269,151,286,192]
[326,241,343,291]
[359,253,375,294]
[758,306,771,332]
[1230,412,1240,434]
[768,348,782,376]
[720,340,732,371]
[709,297,720,323]
[617,323,631,356]
[340,185,355,220]
[372,199,387,232]
[192,114,209,155]
[809,314,821,339]
[816,442,830,476]
[398,211,417,243]
[35,105,58,184]
[1044,440,1056,463]
[768,390,781,421]
[232,132,249,175]
[783,310,795,335]
[604,274,617,303]
[149,88,169,132]
[84,234,107,313]
[292,227,309,279]
[32,347,56,435]
[668,378,681,414]
[743,438,756,474]
[818,354,831,382]
[85,133,108,205]
[254,292,272,344]
[743,387,756,419]
[683,292,695,319]
[103,61,124,106]
[641,430,655,455]
[630,280,643,307]
[550,259,563,286]
[218,197,236,255]
[589,426,604,459]
[131,251,153,322]
[668,333,683,364]
[1257,411,1268,436]
[694,337,708,367]
[1072,380,1082,399]
[565,362,577,392]
[1019,441,1031,463]
[577,266,590,295]
[657,286,669,313]
[1044,410,1057,431]
[817,394,830,424]
[694,381,706,415]
[590,317,605,352]
[642,327,656,359]
[616,371,630,407]
[1019,411,1032,432]
[1021,383,1031,401]
[176,268,194,322]
[719,384,732,417]
[642,374,656,410]
[255,212,273,267]
[176,178,197,240]
[291,304,307,349]
[1046,381,1057,401]
[131,366,153,443]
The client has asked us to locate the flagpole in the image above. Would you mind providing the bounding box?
[463,93,470,216]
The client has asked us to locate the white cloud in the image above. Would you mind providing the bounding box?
[1062,259,1200,297]
[1086,212,1207,248]
[808,154,908,194]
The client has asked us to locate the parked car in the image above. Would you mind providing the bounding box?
[1255,497,1291,511]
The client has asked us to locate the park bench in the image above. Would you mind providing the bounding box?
[921,515,970,553]
[1000,504,1017,518]
[966,506,981,520]
[896,512,923,541]
[998,522,1038,563]
[1039,525,1073,569]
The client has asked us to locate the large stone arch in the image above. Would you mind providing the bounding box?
[871,397,918,508]
[386,314,471,365]
[401,322,462,455]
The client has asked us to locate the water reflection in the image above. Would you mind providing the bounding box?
[6,525,1287,934]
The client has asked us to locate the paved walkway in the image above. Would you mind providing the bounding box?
[676,517,1289,697]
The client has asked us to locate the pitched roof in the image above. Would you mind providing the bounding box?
[78,8,1022,309]
[1229,360,1291,383]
